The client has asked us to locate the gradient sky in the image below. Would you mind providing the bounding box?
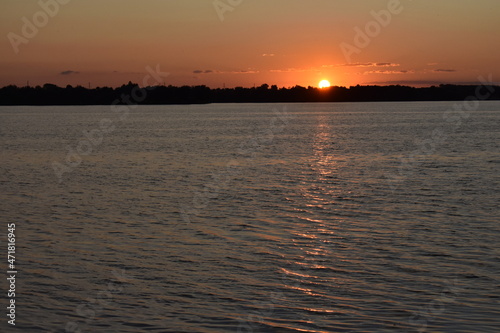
[1,0,499,88]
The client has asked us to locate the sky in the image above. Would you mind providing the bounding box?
[1,0,499,88]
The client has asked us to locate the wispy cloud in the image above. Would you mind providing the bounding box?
[193,69,259,74]
[433,69,456,72]
[364,70,414,74]
[270,68,309,73]
[262,53,275,57]
[193,70,214,74]
[324,62,400,68]
[60,70,79,75]
[270,63,401,74]
[231,70,259,74]
[375,62,400,67]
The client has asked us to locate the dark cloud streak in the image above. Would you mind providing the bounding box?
[433,69,456,72]
[60,70,79,75]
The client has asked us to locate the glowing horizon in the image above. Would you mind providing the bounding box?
[1,0,499,88]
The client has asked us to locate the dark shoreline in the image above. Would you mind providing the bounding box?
[1,83,498,106]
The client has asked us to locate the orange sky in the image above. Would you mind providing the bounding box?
[1,0,499,88]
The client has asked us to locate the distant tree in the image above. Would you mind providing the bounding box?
[0,82,499,105]
[43,83,58,90]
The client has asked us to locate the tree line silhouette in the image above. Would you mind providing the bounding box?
[0,82,498,105]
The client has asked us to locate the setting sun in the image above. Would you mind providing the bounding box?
[319,80,331,88]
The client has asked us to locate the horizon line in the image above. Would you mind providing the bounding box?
[3,82,499,90]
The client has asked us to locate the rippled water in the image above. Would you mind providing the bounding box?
[1,102,499,332]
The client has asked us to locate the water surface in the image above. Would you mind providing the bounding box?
[1,102,499,332]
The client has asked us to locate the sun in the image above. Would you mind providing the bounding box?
[319,80,331,88]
